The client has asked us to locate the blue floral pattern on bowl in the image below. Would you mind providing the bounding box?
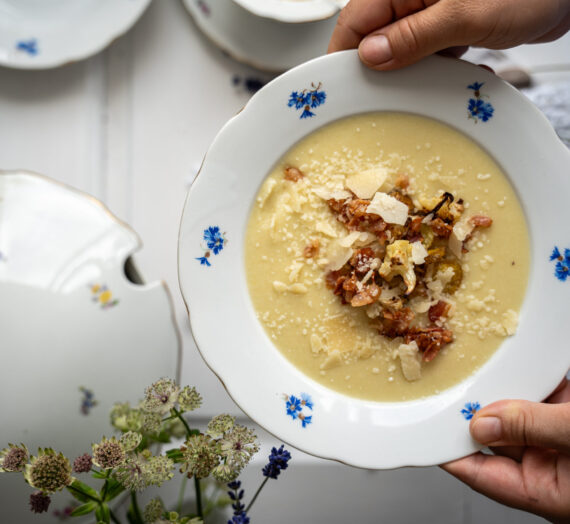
[284,393,313,427]
[461,401,480,420]
[196,226,227,267]
[288,83,326,119]
[467,82,493,122]
[550,246,570,282]
[16,39,38,56]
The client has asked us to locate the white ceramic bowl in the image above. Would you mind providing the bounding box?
[0,171,180,521]
[231,0,348,23]
[178,51,570,469]
[0,0,151,69]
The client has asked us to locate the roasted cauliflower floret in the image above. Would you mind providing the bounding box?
[379,240,417,294]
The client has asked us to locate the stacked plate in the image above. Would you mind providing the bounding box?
[181,0,349,72]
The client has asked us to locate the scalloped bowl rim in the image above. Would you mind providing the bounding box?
[178,51,570,469]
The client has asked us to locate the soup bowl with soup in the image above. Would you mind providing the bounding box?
[178,51,570,469]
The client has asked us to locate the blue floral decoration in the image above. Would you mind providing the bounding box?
[79,387,98,416]
[196,226,227,267]
[288,83,326,119]
[461,401,480,420]
[284,393,313,427]
[16,39,38,56]
[467,82,494,122]
[550,246,570,282]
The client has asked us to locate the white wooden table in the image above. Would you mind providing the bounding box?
[1,1,568,522]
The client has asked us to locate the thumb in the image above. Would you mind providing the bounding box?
[470,400,570,454]
[358,1,468,70]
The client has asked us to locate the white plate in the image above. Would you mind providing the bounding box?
[178,51,570,469]
[181,0,338,72]
[0,171,180,521]
[0,0,151,69]
[231,0,347,23]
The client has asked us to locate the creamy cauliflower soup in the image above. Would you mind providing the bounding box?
[245,112,529,401]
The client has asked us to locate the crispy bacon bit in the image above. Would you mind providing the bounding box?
[469,215,493,228]
[351,283,380,307]
[405,216,423,242]
[303,239,320,258]
[349,247,376,275]
[327,197,388,236]
[428,300,451,323]
[395,172,410,190]
[404,327,453,362]
[430,217,453,238]
[376,307,415,338]
[284,166,304,182]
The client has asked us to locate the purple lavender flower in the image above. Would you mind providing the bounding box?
[227,480,248,520]
[262,445,291,479]
[29,491,51,513]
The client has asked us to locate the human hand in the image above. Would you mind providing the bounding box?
[442,378,570,524]
[328,0,570,70]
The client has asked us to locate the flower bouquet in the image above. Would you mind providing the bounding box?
[0,378,291,523]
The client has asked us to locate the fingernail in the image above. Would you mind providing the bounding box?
[471,416,502,443]
[359,35,393,65]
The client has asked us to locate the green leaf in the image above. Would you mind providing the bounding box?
[70,501,98,517]
[103,478,125,501]
[95,503,111,523]
[92,470,107,479]
[166,448,184,463]
[67,479,101,503]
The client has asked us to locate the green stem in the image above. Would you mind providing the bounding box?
[101,469,112,501]
[171,408,203,520]
[130,491,144,524]
[245,477,269,514]
[194,477,204,520]
[172,407,192,436]
[177,474,188,514]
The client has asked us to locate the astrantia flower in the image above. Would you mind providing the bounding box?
[219,425,259,474]
[24,448,73,493]
[142,410,163,435]
[468,98,494,122]
[143,497,164,523]
[262,445,291,479]
[72,453,92,474]
[203,227,225,255]
[212,463,235,483]
[178,385,202,412]
[114,453,152,492]
[92,437,125,469]
[147,455,174,486]
[29,491,51,513]
[207,414,235,438]
[0,443,29,472]
[120,431,142,452]
[143,378,180,415]
[180,434,218,479]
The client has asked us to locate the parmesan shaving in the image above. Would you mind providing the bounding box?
[367,192,409,225]
[345,167,388,199]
